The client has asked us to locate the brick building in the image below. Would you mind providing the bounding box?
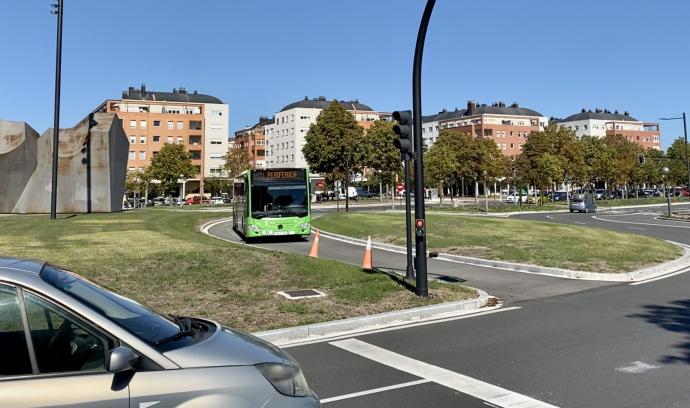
[233,116,272,169]
[555,109,661,150]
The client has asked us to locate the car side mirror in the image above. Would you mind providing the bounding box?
[107,346,139,373]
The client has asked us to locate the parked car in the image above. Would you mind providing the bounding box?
[550,191,569,202]
[594,189,606,200]
[569,197,597,213]
[505,193,527,204]
[210,196,224,205]
[0,258,319,407]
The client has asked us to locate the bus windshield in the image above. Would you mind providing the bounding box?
[251,184,308,218]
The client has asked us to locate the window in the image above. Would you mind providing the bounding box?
[210,139,222,145]
[211,110,223,117]
[153,135,160,142]
[177,137,184,144]
[129,120,136,128]
[189,120,202,130]
[176,121,183,130]
[23,291,111,373]
[139,151,146,160]
[139,136,146,144]
[129,151,135,160]
[0,285,32,376]
[167,136,173,144]
[153,120,161,128]
[129,136,136,144]
[189,135,201,145]
[140,120,147,129]
[167,121,174,129]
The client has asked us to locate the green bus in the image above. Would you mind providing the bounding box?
[233,168,311,238]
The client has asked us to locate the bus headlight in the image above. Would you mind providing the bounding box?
[300,223,310,229]
[256,363,311,397]
[249,225,261,233]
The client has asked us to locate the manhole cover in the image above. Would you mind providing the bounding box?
[277,289,326,300]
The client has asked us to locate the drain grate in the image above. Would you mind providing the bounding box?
[277,289,326,300]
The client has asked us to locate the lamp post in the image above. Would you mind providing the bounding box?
[659,113,690,195]
[50,0,64,220]
[662,166,672,217]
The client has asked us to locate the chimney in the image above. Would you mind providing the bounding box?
[511,102,519,108]
[128,86,135,94]
[140,83,146,96]
[467,100,476,115]
[595,108,602,113]
[179,87,186,94]
[193,90,198,95]
[122,90,128,99]
[581,108,586,113]
[624,111,629,116]
[304,96,309,100]
[614,110,619,114]
[173,88,177,94]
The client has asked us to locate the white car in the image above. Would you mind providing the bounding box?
[505,194,527,204]
[210,196,224,205]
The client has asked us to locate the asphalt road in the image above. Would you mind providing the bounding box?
[208,202,690,407]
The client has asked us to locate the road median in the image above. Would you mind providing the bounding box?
[313,213,690,282]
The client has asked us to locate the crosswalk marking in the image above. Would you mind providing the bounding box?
[330,338,559,408]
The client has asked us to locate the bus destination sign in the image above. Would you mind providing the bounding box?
[252,169,305,181]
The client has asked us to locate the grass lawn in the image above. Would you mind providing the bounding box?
[313,213,682,273]
[0,210,475,332]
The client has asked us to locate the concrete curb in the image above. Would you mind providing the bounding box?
[253,289,491,346]
[316,229,690,282]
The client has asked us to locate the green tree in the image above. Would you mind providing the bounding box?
[302,101,366,209]
[666,137,690,187]
[362,120,401,185]
[203,177,230,196]
[518,124,584,190]
[424,131,458,203]
[224,145,252,178]
[603,134,642,196]
[147,143,195,196]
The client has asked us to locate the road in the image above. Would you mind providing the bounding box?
[209,202,690,407]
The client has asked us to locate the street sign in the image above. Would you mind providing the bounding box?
[334,180,342,189]
[396,183,404,192]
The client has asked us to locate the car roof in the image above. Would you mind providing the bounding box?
[0,257,46,273]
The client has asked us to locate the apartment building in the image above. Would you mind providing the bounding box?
[422,100,548,156]
[266,96,388,168]
[233,116,272,169]
[95,84,229,193]
[555,108,661,150]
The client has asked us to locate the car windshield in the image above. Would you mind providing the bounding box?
[251,184,308,218]
[40,265,182,346]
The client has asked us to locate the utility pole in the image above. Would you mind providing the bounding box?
[50,0,64,220]
[683,112,689,193]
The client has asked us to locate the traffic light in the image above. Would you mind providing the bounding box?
[392,110,413,155]
[638,154,645,165]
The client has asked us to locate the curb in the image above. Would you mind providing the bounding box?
[316,229,690,282]
[253,288,491,346]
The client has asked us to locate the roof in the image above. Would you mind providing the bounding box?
[562,109,638,122]
[473,105,542,117]
[280,97,373,112]
[121,86,223,104]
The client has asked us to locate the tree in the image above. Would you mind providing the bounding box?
[603,134,641,196]
[362,120,401,185]
[424,131,458,203]
[204,177,231,196]
[666,137,690,187]
[147,143,195,196]
[224,145,252,179]
[302,101,366,210]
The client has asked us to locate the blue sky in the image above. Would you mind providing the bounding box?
[1,0,689,147]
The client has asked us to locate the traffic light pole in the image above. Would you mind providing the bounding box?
[411,0,435,297]
[403,153,414,280]
[683,112,689,194]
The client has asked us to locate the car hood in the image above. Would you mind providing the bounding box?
[163,322,291,368]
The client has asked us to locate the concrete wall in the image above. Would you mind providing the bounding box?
[0,113,127,213]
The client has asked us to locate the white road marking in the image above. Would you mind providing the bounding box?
[545,215,554,220]
[281,306,521,348]
[629,227,647,231]
[615,361,660,374]
[320,379,431,404]
[592,216,690,229]
[573,221,587,225]
[629,267,690,285]
[330,338,559,408]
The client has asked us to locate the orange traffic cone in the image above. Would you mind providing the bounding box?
[309,230,320,257]
[362,235,373,270]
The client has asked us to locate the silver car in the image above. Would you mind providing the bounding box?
[0,258,319,407]
[569,197,597,213]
